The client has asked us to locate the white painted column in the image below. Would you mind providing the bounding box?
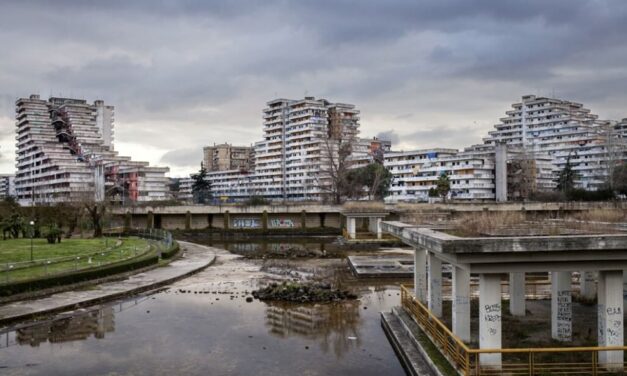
[509,272,526,316]
[347,217,356,239]
[414,248,427,303]
[551,271,572,342]
[452,266,471,342]
[376,218,382,239]
[579,271,597,301]
[427,252,442,317]
[598,270,624,369]
[479,274,502,367]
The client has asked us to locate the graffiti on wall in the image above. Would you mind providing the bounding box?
[232,218,261,228]
[269,218,295,228]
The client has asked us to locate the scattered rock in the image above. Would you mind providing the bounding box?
[245,297,254,303]
[252,282,357,303]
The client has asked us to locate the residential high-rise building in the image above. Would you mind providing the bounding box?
[384,94,626,202]
[203,143,253,172]
[255,97,360,201]
[15,95,169,206]
[183,97,364,203]
[483,95,627,190]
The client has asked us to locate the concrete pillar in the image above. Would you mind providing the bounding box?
[598,270,624,369]
[427,252,442,317]
[223,211,230,230]
[551,271,572,342]
[123,212,131,232]
[452,266,471,342]
[579,271,597,301]
[346,217,356,239]
[509,272,526,316]
[494,141,507,202]
[479,274,502,367]
[147,211,154,229]
[376,218,382,239]
[301,210,307,229]
[262,211,268,231]
[414,248,427,303]
[185,211,191,230]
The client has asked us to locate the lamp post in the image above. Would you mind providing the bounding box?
[29,221,35,262]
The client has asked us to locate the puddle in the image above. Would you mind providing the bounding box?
[0,247,405,376]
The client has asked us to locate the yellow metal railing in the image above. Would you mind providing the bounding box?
[400,285,627,375]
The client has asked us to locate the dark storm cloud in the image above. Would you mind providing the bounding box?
[0,0,626,175]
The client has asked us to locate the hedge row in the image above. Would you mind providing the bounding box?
[160,241,180,259]
[0,251,159,297]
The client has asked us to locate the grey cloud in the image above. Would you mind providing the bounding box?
[159,147,204,175]
[0,1,626,175]
[376,130,400,145]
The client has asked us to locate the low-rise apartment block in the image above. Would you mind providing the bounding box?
[0,174,16,199]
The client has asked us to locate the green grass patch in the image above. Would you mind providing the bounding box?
[0,237,149,284]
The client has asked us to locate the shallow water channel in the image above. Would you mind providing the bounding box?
[0,241,406,376]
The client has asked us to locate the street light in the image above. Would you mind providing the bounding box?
[29,221,35,262]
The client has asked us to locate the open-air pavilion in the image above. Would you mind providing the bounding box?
[382,220,627,374]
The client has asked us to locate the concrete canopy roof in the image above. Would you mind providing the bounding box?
[382,221,627,273]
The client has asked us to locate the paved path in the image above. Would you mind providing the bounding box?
[0,241,216,325]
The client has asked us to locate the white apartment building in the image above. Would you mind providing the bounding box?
[15,95,170,206]
[483,95,627,190]
[0,174,16,199]
[385,147,497,202]
[254,97,360,201]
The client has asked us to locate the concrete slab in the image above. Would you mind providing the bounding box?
[0,241,216,325]
[347,255,414,278]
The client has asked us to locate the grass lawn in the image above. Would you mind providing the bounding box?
[0,237,150,283]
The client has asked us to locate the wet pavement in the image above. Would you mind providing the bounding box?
[0,244,406,376]
[0,241,216,324]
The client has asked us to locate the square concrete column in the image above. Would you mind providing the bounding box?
[598,270,624,369]
[414,248,427,303]
[551,271,572,342]
[346,217,356,239]
[579,271,597,301]
[452,266,471,343]
[376,218,382,239]
[427,252,442,317]
[479,274,502,367]
[509,272,526,316]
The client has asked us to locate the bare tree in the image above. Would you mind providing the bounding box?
[74,190,108,238]
[317,137,362,204]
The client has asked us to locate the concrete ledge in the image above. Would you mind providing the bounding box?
[0,241,216,326]
[381,309,438,376]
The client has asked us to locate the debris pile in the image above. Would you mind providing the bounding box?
[252,282,356,303]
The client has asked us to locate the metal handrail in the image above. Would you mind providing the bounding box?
[400,284,627,375]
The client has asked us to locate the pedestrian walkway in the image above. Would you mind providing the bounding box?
[0,241,216,325]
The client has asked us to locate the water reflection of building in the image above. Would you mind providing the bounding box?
[16,307,114,347]
[265,302,361,358]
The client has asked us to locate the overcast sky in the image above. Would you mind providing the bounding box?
[1,1,626,177]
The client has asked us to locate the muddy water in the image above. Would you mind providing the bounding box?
[0,248,405,376]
